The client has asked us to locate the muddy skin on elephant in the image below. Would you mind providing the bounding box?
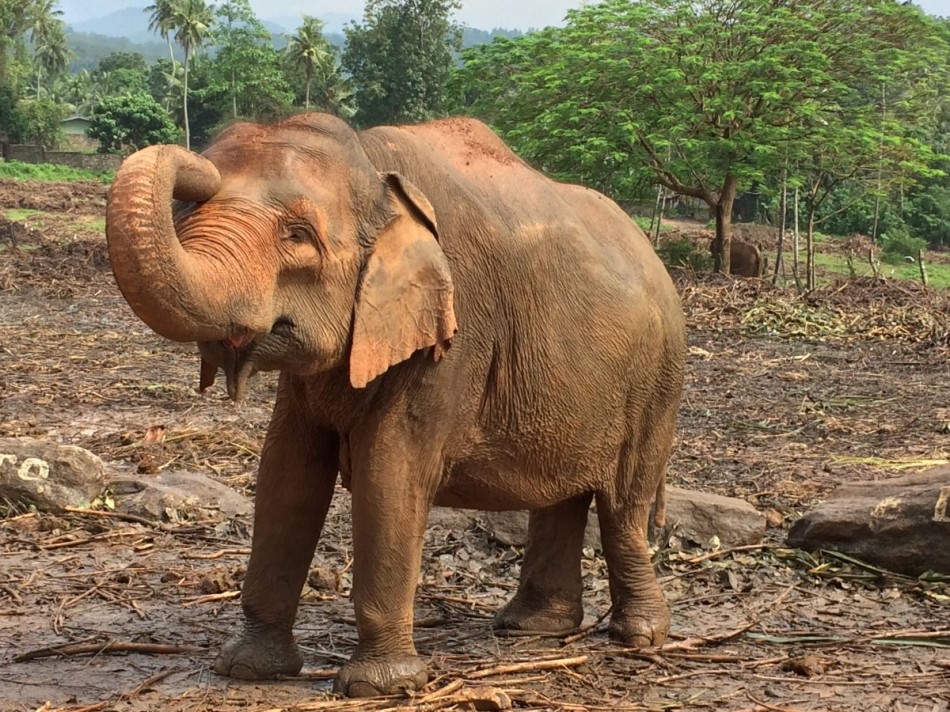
[105,113,687,698]
[711,237,764,277]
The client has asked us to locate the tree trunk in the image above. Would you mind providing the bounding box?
[711,175,738,275]
[773,167,787,285]
[305,61,314,110]
[649,184,662,235]
[792,187,801,290]
[806,208,817,291]
[871,193,881,244]
[653,189,666,246]
[183,46,191,150]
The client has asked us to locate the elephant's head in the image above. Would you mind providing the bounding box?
[105,113,457,400]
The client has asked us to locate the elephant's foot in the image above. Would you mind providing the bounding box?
[608,604,670,648]
[493,595,584,636]
[333,654,428,698]
[213,627,303,680]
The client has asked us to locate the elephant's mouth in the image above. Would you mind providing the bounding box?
[199,316,297,400]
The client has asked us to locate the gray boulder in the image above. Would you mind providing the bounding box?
[0,437,104,511]
[788,467,950,575]
[478,486,767,550]
[110,470,252,522]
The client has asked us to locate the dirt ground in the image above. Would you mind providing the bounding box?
[0,178,948,712]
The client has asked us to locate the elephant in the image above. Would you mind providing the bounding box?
[104,113,686,698]
[711,237,764,277]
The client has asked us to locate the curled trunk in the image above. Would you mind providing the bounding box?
[106,145,231,343]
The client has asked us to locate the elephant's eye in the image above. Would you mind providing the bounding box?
[285,225,312,244]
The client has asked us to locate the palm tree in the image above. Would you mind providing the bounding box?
[284,16,333,110]
[28,0,63,45]
[313,61,356,118]
[25,0,66,97]
[170,0,213,150]
[55,68,97,114]
[145,0,178,65]
[31,16,69,99]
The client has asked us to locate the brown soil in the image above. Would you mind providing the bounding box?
[0,182,947,712]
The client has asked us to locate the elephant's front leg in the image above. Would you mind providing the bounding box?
[332,425,439,698]
[213,395,338,680]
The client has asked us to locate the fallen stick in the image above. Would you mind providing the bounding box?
[681,544,775,565]
[182,590,241,606]
[276,668,338,681]
[466,654,588,680]
[13,640,204,662]
[561,606,612,645]
[63,506,162,529]
[182,547,251,560]
[414,678,465,703]
[119,668,177,700]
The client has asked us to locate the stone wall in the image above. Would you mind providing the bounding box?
[1,143,121,171]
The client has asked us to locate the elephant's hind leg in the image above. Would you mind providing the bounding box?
[213,392,338,680]
[596,437,672,648]
[493,493,591,635]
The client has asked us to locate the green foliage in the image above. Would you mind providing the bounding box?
[881,232,928,263]
[450,0,948,280]
[655,237,712,272]
[460,27,522,49]
[16,97,64,147]
[283,16,353,117]
[0,84,26,140]
[905,184,950,248]
[88,92,180,153]
[0,159,113,183]
[199,3,293,123]
[97,51,147,74]
[343,0,462,126]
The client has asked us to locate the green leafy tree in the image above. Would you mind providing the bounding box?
[16,96,64,146]
[452,0,947,278]
[198,3,293,127]
[97,51,147,74]
[147,57,182,111]
[215,0,251,117]
[1,1,34,88]
[0,84,27,140]
[88,92,181,153]
[342,0,461,126]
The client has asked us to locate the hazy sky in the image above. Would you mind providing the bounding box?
[255,0,950,28]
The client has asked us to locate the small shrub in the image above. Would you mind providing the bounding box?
[656,237,713,271]
[881,231,927,264]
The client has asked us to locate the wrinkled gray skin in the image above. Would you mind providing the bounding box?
[105,113,686,698]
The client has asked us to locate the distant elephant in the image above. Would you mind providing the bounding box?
[711,238,764,277]
[105,113,686,698]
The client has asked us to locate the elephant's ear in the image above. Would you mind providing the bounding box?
[349,173,458,389]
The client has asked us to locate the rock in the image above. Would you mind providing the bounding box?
[478,487,767,550]
[109,471,252,522]
[482,510,533,547]
[787,467,950,576]
[427,506,479,532]
[0,437,104,511]
[661,487,767,547]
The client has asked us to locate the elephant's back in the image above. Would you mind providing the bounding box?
[358,120,683,340]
